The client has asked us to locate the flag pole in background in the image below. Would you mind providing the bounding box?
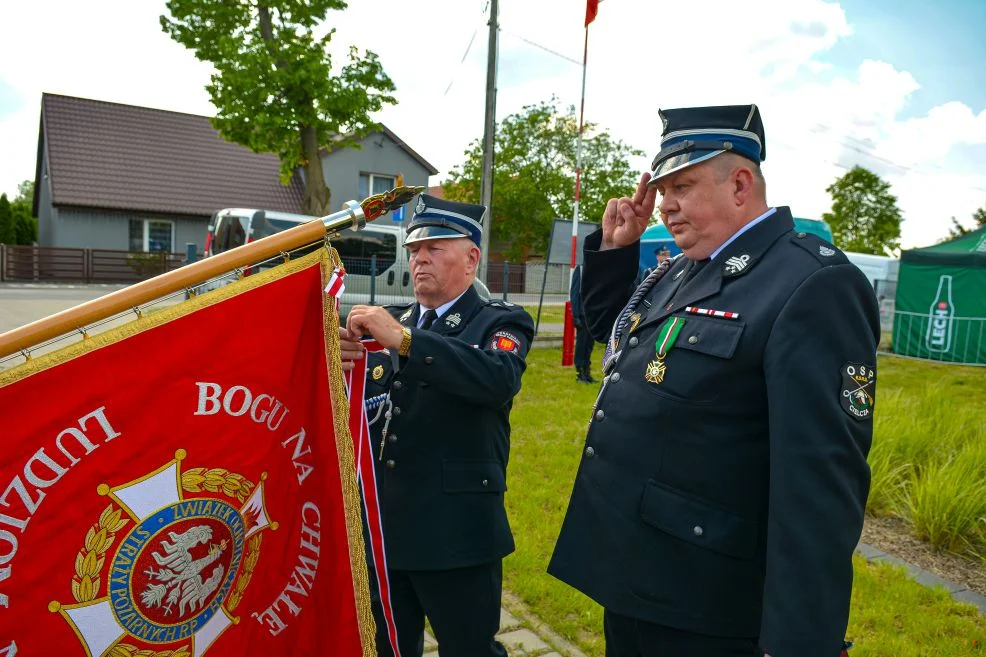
[563,0,599,367]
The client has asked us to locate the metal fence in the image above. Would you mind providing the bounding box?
[0,245,196,283]
[887,310,986,366]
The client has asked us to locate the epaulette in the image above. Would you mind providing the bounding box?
[485,299,519,310]
[790,231,849,266]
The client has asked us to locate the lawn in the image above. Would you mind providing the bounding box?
[523,304,566,329]
[504,349,986,657]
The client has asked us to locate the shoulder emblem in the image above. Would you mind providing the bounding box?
[489,330,521,354]
[791,233,848,265]
[841,362,875,420]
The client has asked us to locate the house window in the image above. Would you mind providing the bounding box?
[358,173,396,200]
[129,219,175,252]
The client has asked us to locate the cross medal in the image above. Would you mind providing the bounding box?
[645,317,686,384]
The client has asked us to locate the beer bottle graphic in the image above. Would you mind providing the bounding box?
[925,275,954,352]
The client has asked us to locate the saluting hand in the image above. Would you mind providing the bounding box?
[346,305,405,351]
[601,172,657,250]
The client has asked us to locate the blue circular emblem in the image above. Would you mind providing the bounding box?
[107,499,245,642]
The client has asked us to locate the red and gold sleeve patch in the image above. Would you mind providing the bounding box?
[489,330,521,354]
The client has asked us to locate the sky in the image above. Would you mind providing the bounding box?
[1,0,984,249]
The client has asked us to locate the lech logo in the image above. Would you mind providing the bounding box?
[49,450,277,656]
[925,275,955,353]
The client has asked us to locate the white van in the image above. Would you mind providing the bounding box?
[204,208,489,316]
[845,251,899,331]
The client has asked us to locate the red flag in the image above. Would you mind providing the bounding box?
[585,0,599,26]
[0,252,374,656]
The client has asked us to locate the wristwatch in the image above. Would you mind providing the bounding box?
[398,327,412,357]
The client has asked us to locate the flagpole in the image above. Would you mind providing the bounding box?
[563,20,591,368]
[0,187,423,359]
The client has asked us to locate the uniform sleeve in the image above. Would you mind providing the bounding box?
[398,307,534,409]
[581,229,641,342]
[760,264,879,657]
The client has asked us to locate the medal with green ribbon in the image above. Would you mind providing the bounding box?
[645,317,685,384]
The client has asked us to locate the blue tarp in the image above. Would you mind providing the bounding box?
[637,217,833,270]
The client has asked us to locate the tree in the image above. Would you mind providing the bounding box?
[444,99,643,260]
[11,180,37,245]
[944,204,986,240]
[821,166,902,255]
[162,1,397,216]
[0,194,14,245]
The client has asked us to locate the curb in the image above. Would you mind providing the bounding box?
[501,590,590,657]
[855,542,986,614]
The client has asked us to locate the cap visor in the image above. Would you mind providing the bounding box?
[648,149,725,184]
[403,226,469,246]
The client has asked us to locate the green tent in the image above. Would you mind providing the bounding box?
[893,226,986,364]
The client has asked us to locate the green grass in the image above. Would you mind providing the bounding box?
[868,358,986,553]
[504,350,986,657]
[523,304,566,328]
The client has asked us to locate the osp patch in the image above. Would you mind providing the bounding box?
[840,362,875,420]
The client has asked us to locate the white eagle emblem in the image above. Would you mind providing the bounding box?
[140,525,228,617]
[415,197,427,215]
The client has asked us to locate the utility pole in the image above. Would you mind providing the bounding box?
[478,0,498,282]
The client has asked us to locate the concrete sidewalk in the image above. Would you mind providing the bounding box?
[422,592,588,657]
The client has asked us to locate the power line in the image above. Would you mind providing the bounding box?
[500,29,583,66]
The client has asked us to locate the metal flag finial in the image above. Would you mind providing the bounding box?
[360,185,425,222]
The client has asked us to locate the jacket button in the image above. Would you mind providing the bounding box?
[628,337,639,347]
[797,232,807,238]
[611,372,621,382]
[393,406,401,416]
[693,525,704,536]
[386,459,396,469]
[595,409,605,421]
[584,446,595,458]
[482,479,489,487]
[688,335,699,344]
[424,356,434,365]
[387,434,398,444]
[392,380,403,390]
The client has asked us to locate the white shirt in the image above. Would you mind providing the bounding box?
[710,207,777,260]
[417,290,468,328]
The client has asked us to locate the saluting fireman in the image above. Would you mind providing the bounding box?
[548,105,879,657]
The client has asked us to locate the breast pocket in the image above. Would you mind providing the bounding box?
[642,316,745,405]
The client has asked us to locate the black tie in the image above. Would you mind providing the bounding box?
[681,258,710,286]
[419,309,438,330]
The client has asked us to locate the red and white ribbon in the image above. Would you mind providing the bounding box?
[345,338,401,657]
[684,305,740,320]
[325,267,346,310]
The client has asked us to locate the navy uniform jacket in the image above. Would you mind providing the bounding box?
[548,208,879,657]
[364,285,534,571]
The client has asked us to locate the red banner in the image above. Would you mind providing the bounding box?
[0,251,374,656]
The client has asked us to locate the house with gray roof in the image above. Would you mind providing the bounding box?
[32,93,437,253]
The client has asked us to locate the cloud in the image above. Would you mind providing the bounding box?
[0,0,981,248]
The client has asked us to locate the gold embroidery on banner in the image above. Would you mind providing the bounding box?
[321,248,377,657]
[71,504,129,603]
[107,644,191,657]
[227,533,263,610]
[181,468,256,503]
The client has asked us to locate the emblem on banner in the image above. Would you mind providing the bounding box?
[49,450,278,655]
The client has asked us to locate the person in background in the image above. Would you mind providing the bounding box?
[570,264,596,383]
